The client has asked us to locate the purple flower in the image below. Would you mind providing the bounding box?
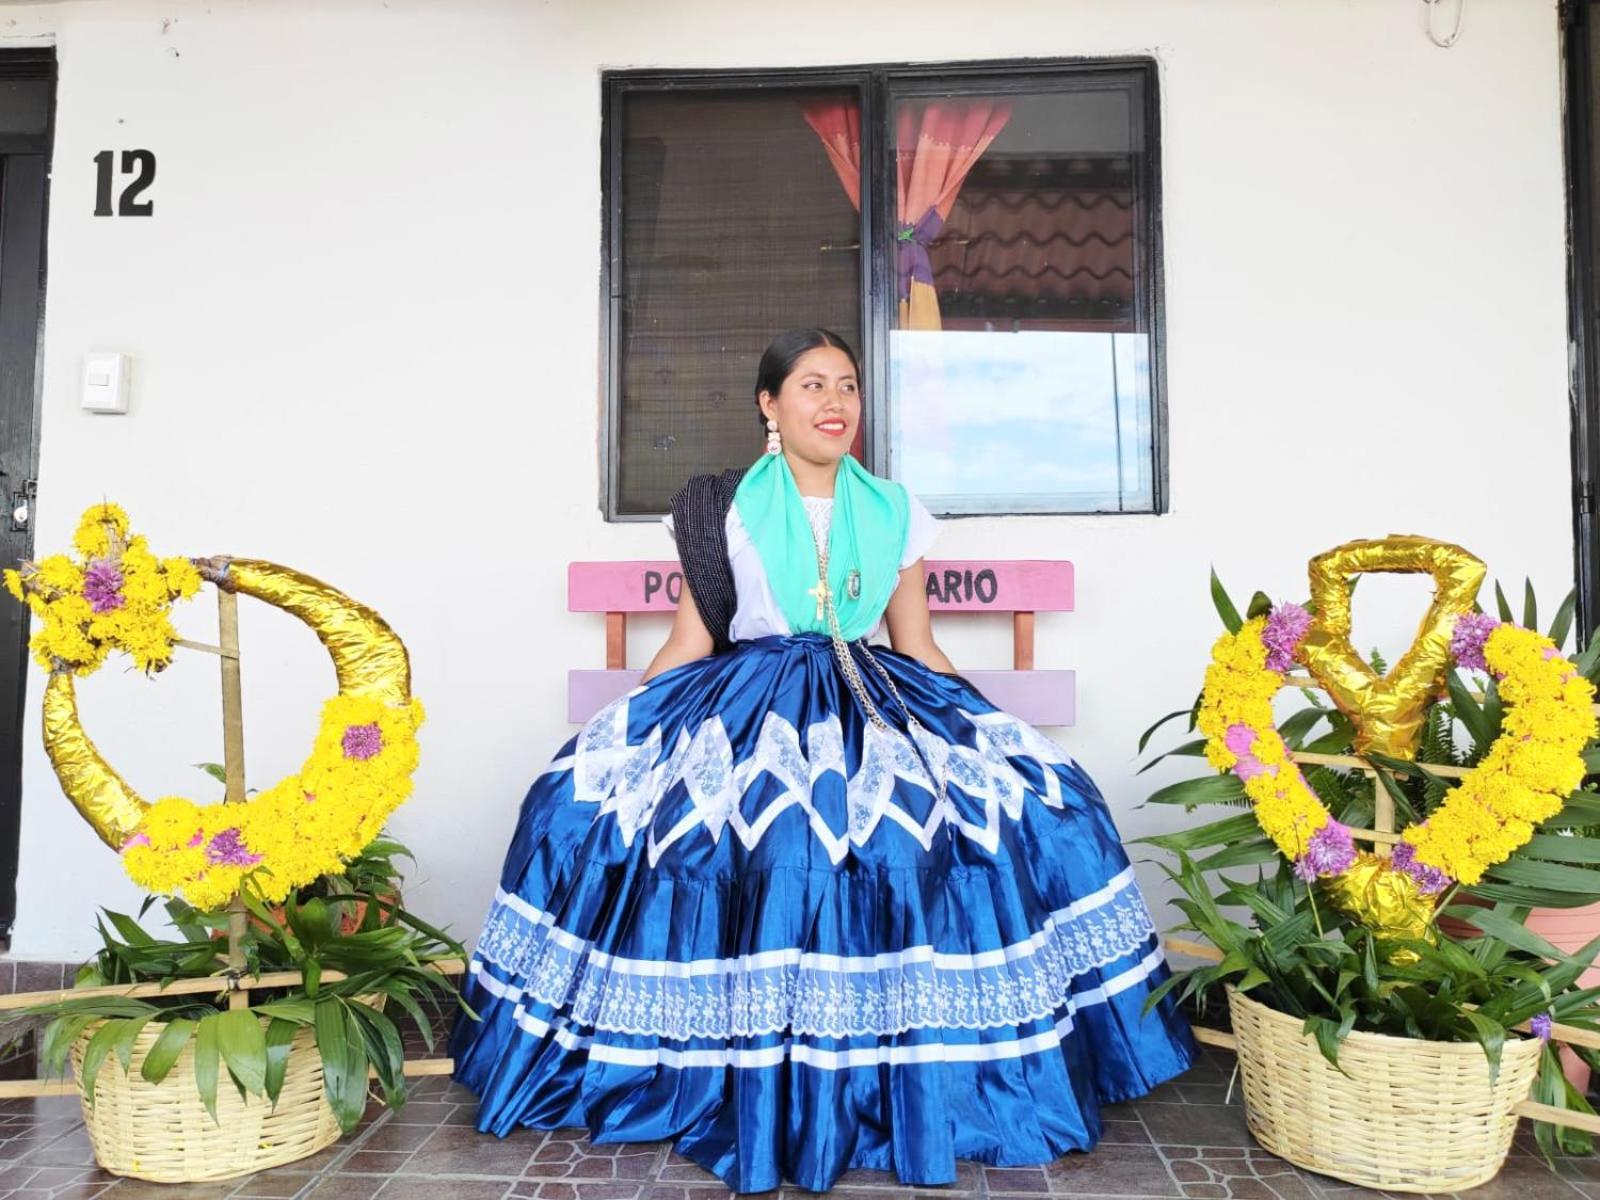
[1532,1011,1554,1043]
[341,723,384,761]
[1294,820,1358,881]
[1392,838,1452,895]
[1262,602,1312,674]
[205,827,261,868]
[82,559,125,614]
[121,833,150,851]
[1450,611,1501,674]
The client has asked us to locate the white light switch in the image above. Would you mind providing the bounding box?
[81,352,130,414]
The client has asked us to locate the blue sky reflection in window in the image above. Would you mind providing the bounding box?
[891,329,1154,514]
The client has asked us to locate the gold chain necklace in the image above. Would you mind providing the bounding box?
[809,528,950,812]
[812,530,885,729]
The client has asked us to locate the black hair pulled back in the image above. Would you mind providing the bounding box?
[753,329,861,427]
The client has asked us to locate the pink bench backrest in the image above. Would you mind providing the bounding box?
[566,558,1077,726]
[568,560,1074,614]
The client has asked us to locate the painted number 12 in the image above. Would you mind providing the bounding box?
[93,150,156,217]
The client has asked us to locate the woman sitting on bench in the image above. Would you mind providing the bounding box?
[452,329,1195,1193]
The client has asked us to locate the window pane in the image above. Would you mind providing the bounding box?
[615,88,862,515]
[888,85,1156,513]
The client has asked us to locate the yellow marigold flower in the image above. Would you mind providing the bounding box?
[131,694,425,907]
[141,796,202,847]
[35,556,84,594]
[72,503,129,558]
[1252,735,1287,767]
[162,557,202,599]
[184,866,248,912]
[124,844,206,892]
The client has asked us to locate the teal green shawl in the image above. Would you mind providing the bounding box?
[733,452,910,640]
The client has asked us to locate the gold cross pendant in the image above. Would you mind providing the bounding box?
[808,576,832,620]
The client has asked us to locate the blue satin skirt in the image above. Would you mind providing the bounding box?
[452,634,1195,1192]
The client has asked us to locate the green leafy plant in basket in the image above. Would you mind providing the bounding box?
[4,836,471,1132]
[1137,572,1600,1158]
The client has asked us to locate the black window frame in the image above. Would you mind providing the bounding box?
[1568,1,1600,642]
[599,57,1167,521]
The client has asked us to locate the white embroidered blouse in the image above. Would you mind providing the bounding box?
[663,493,941,642]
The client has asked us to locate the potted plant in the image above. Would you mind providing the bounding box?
[6,843,468,1183]
[1137,543,1600,1190]
[1150,848,1599,1188]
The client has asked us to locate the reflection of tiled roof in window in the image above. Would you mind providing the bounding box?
[930,157,1136,329]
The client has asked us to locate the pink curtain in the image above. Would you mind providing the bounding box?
[801,100,863,210]
[894,100,1011,329]
[800,98,1012,330]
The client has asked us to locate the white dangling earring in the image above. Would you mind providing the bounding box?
[766,419,782,455]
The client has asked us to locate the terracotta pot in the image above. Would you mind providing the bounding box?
[1525,901,1600,1094]
[1436,899,1486,943]
[211,893,397,942]
[1442,897,1600,1094]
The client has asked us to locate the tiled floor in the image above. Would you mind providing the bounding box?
[0,1048,1595,1200]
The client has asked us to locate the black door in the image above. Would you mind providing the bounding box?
[0,50,54,943]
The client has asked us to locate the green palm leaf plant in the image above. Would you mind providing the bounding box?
[1137,575,1600,1157]
[4,837,470,1133]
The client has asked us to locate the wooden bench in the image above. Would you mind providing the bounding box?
[567,560,1076,726]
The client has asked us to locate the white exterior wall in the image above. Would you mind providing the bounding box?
[0,0,1572,958]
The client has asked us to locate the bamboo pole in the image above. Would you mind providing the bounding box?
[216,590,251,1012]
[0,1055,460,1100]
[216,593,246,804]
[1164,937,1225,962]
[1289,749,1470,780]
[1190,1026,1236,1051]
[1348,826,1402,846]
[174,638,238,660]
[1514,1100,1600,1134]
[0,1080,76,1098]
[1372,771,1394,859]
[0,960,467,1011]
[1515,1018,1600,1052]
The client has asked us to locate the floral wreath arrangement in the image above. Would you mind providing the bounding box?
[6,503,426,910]
[1202,605,1595,915]
[0,504,459,1184]
[1192,536,1596,934]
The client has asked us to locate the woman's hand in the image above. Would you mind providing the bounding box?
[884,558,957,674]
[640,578,716,682]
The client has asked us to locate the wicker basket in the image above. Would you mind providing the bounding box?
[68,1016,342,1182]
[1226,987,1541,1194]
